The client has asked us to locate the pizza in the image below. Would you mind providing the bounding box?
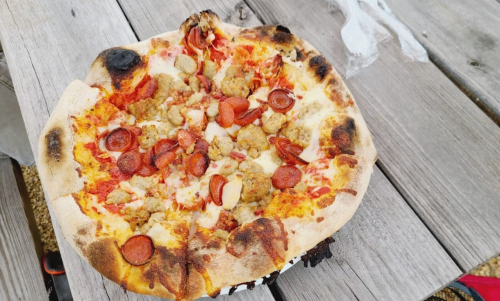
[37,10,376,300]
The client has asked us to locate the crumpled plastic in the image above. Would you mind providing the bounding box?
[0,52,35,166]
[326,0,429,78]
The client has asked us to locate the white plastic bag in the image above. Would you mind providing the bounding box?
[327,0,428,77]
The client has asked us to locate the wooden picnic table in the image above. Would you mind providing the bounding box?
[1,0,500,300]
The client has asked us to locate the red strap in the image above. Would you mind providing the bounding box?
[458,275,500,300]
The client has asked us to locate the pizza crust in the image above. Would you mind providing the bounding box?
[38,10,377,300]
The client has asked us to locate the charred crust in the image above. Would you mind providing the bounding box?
[153,246,187,298]
[330,117,356,157]
[101,48,143,89]
[46,128,63,162]
[301,236,334,268]
[295,47,307,62]
[337,188,357,196]
[209,289,221,298]
[309,55,332,82]
[262,270,280,285]
[276,25,291,34]
[84,238,122,283]
[336,155,358,168]
[272,25,294,44]
[316,217,325,223]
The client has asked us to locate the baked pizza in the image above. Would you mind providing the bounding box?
[38,10,376,300]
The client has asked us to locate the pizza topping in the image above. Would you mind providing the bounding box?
[129,175,158,191]
[187,151,209,177]
[138,125,160,149]
[177,129,196,150]
[187,26,209,50]
[153,73,173,100]
[275,137,309,166]
[221,176,243,210]
[215,102,234,128]
[268,89,295,113]
[272,165,302,189]
[263,113,287,134]
[117,149,142,174]
[105,128,132,152]
[208,136,234,161]
[237,124,269,151]
[209,174,228,206]
[174,54,197,75]
[194,139,210,154]
[238,160,264,174]
[121,235,155,266]
[145,197,166,213]
[224,97,250,113]
[166,105,184,126]
[206,102,219,118]
[241,172,271,203]
[281,122,312,148]
[203,60,217,79]
[123,207,150,231]
[139,212,166,234]
[298,101,322,119]
[154,138,179,155]
[214,210,238,232]
[221,77,249,98]
[154,151,176,169]
[135,76,158,101]
[260,54,283,78]
[234,107,263,127]
[105,188,131,204]
[136,164,158,177]
[186,109,207,133]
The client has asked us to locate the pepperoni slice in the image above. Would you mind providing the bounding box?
[154,151,176,169]
[272,165,302,189]
[105,128,132,152]
[143,147,155,167]
[194,139,210,153]
[117,150,142,174]
[136,164,158,177]
[187,151,209,177]
[178,130,196,150]
[268,89,295,113]
[229,151,246,162]
[209,174,228,206]
[135,76,158,101]
[224,97,250,114]
[188,27,209,49]
[154,139,178,155]
[121,235,155,266]
[234,107,263,127]
[275,138,309,166]
[216,102,235,128]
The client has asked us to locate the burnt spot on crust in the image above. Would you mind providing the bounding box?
[100,48,143,89]
[316,217,325,223]
[309,55,332,82]
[329,117,356,157]
[262,270,280,285]
[227,218,288,267]
[46,128,63,162]
[337,188,357,196]
[295,47,307,62]
[317,195,336,209]
[84,238,122,283]
[336,155,358,168]
[301,236,334,268]
[272,25,294,44]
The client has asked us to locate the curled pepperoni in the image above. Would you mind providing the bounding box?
[216,102,235,128]
[272,165,302,189]
[105,128,132,152]
[224,97,250,114]
[121,235,155,266]
[154,139,178,155]
[117,150,142,174]
[234,107,263,127]
[229,151,246,163]
[154,151,176,169]
[135,76,158,101]
[188,27,209,49]
[143,148,155,167]
[268,89,295,113]
[178,130,196,150]
[275,138,309,166]
[194,139,210,153]
[187,151,209,177]
[209,174,228,206]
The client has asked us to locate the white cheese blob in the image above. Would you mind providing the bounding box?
[252,150,280,175]
[119,181,147,199]
[147,223,178,246]
[196,202,223,229]
[205,122,228,143]
[148,52,182,78]
[212,59,233,87]
[222,176,243,210]
[186,109,205,129]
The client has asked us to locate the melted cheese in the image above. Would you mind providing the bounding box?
[205,122,228,143]
[212,59,233,87]
[148,52,181,77]
[196,202,223,229]
[252,150,279,175]
[120,181,147,199]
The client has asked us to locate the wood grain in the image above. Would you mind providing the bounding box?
[275,168,461,301]
[245,0,500,271]
[383,0,500,121]
[117,1,462,300]
[0,0,150,300]
[0,158,47,301]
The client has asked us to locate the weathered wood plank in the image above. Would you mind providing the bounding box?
[0,0,157,300]
[117,1,462,300]
[0,158,47,301]
[245,0,500,271]
[276,168,461,301]
[382,0,500,122]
